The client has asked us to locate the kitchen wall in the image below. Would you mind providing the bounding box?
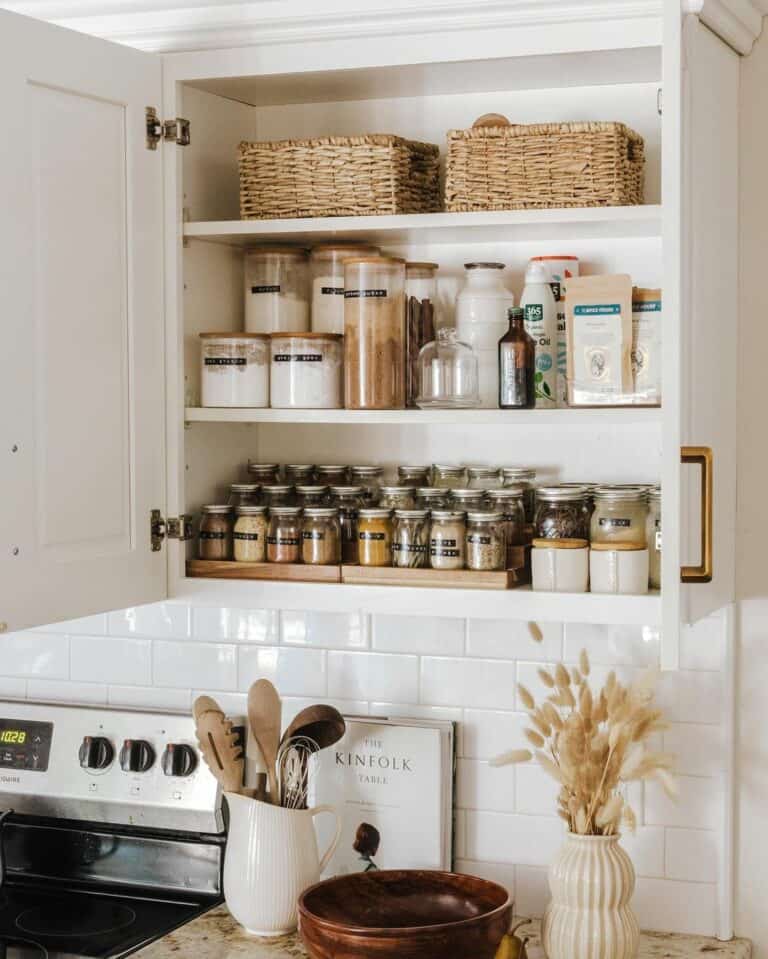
[0,605,726,935]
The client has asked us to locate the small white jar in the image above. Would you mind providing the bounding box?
[270,333,343,409]
[200,333,269,408]
[590,543,649,595]
[531,538,589,592]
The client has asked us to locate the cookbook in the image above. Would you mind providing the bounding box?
[310,715,455,877]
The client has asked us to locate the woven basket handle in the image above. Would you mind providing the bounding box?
[472,113,511,129]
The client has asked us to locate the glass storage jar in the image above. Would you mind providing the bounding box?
[397,466,431,488]
[467,467,502,491]
[247,463,281,484]
[502,467,537,522]
[295,485,329,507]
[245,246,310,334]
[590,486,649,545]
[392,509,430,569]
[301,507,341,565]
[315,466,349,486]
[310,243,380,335]
[429,510,466,570]
[349,466,384,503]
[261,485,294,508]
[233,505,268,563]
[270,332,343,409]
[487,487,527,567]
[647,486,661,589]
[415,328,480,409]
[267,506,302,563]
[344,256,407,410]
[199,333,269,408]
[229,484,261,509]
[466,511,506,571]
[535,486,591,540]
[405,262,439,303]
[378,486,416,510]
[198,505,234,561]
[415,487,449,509]
[284,464,315,485]
[448,489,486,511]
[330,486,366,564]
[357,508,393,567]
[432,465,468,489]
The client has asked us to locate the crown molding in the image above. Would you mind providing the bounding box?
[682,0,766,53]
[3,0,663,53]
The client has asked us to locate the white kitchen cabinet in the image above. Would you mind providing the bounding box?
[0,3,744,668]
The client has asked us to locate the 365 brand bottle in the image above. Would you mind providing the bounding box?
[498,307,535,409]
[520,261,557,408]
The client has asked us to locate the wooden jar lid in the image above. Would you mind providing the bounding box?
[532,538,588,550]
[590,542,647,552]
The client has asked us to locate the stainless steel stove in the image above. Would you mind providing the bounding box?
[0,701,227,957]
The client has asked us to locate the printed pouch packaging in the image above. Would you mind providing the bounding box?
[631,287,662,405]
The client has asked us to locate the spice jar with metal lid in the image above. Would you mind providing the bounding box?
[247,462,281,484]
[487,487,527,566]
[284,464,315,485]
[429,510,466,570]
[315,465,349,486]
[590,486,649,545]
[245,246,310,334]
[535,486,591,540]
[233,505,268,563]
[295,485,329,507]
[432,465,468,489]
[378,486,416,510]
[262,484,295,508]
[349,466,384,502]
[467,467,502,491]
[466,511,506,571]
[647,487,662,589]
[311,243,380,335]
[301,507,341,565]
[392,509,430,569]
[357,508,393,567]
[449,488,486,512]
[267,506,302,563]
[397,466,431,488]
[199,505,234,561]
[502,467,537,522]
[415,487,450,509]
[330,486,366,564]
[229,484,261,509]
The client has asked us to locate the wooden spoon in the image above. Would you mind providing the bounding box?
[193,694,244,794]
[280,704,346,752]
[248,680,282,804]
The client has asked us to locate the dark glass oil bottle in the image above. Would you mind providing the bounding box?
[498,306,536,409]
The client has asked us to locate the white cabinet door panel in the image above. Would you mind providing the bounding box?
[0,10,166,631]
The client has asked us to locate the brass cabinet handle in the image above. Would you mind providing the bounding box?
[680,446,713,584]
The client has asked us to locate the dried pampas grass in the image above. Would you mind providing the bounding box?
[492,648,675,836]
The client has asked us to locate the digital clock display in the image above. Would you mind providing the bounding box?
[0,719,53,772]
[0,730,26,744]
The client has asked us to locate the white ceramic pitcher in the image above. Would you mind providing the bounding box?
[223,792,341,936]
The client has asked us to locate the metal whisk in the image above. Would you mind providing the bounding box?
[277,734,321,809]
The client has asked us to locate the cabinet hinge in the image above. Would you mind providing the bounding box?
[146,107,191,150]
[151,510,194,551]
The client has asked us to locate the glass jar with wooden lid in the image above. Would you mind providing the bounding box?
[357,508,393,567]
[405,262,439,303]
[344,255,406,410]
[311,243,380,335]
[244,246,310,334]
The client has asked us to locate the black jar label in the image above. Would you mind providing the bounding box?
[273,354,323,362]
[468,534,492,545]
[393,542,427,553]
[599,518,632,528]
[432,538,457,548]
[431,547,460,557]
[303,531,325,540]
[199,531,227,540]
[251,285,280,294]
[267,536,299,546]
[321,286,344,295]
[344,289,388,298]
[234,532,260,541]
[204,357,247,367]
[359,531,386,541]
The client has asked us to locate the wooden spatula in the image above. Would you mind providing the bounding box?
[193,694,244,794]
[248,680,282,804]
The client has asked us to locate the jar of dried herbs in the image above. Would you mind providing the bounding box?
[502,467,537,522]
[267,506,302,563]
[466,511,506,571]
[246,463,281,484]
[534,486,590,540]
[467,467,502,491]
[228,484,261,509]
[357,508,393,567]
[295,485,329,507]
[199,505,234,561]
[392,509,430,568]
[397,466,431,488]
[448,489,486,512]
[315,465,349,486]
[429,510,466,570]
[349,466,384,503]
[647,486,661,589]
[301,507,341,565]
[262,484,295,508]
[233,505,268,562]
[284,464,315,485]
[590,486,649,546]
[330,486,366,564]
[432,465,468,489]
[378,486,416,510]
[487,487,527,567]
[415,487,450,509]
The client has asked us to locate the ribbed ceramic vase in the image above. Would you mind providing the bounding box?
[542,833,639,959]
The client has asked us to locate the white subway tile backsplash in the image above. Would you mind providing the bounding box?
[71,637,151,686]
[563,624,660,667]
[467,620,562,661]
[369,703,461,724]
[192,691,247,716]
[678,614,725,671]
[658,669,723,724]
[421,657,518,710]
[632,877,717,936]
[108,685,192,710]
[0,633,69,678]
[192,607,278,644]
[621,826,665,879]
[466,811,564,867]
[515,865,550,917]
[454,859,515,899]
[665,827,718,882]
[457,759,516,813]
[645,775,721,830]
[664,723,724,777]
[515,764,560,816]
[109,604,190,639]
[35,613,108,636]
[462,710,527,761]
[27,679,107,704]
[153,641,236,691]
[239,646,327,697]
[283,610,366,649]
[328,651,418,703]
[373,615,463,656]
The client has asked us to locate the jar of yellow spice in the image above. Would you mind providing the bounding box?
[357,508,393,567]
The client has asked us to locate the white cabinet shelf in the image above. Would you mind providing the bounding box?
[183,206,663,247]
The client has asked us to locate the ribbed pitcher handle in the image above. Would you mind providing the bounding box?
[311,804,342,874]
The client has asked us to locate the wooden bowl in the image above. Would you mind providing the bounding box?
[298,869,512,959]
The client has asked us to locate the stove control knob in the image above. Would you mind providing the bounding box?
[119,739,156,773]
[161,743,198,778]
[79,736,114,771]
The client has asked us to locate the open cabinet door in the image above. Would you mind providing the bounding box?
[0,10,167,631]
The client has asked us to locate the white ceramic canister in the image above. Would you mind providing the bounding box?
[531,538,589,592]
[223,792,341,936]
[199,333,269,408]
[590,542,649,594]
[520,261,557,409]
[455,263,514,409]
[530,255,579,407]
[270,332,343,409]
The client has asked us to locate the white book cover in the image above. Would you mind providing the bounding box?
[310,716,454,877]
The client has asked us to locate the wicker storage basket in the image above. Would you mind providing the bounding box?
[239,134,441,220]
[445,115,645,212]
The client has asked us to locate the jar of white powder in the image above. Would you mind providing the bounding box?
[310,243,380,335]
[244,246,310,333]
[199,333,269,408]
[270,332,343,409]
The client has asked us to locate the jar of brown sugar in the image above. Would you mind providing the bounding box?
[233,505,268,562]
[199,505,234,561]
[267,506,302,563]
[301,507,341,565]
[357,508,393,567]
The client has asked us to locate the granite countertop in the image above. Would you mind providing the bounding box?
[134,905,752,959]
